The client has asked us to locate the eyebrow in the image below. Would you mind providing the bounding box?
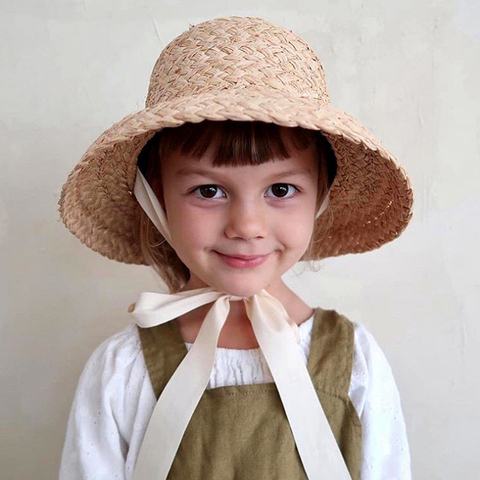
[175,166,314,181]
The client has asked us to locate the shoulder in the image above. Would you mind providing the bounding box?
[311,310,401,415]
[352,321,387,357]
[75,324,145,397]
[83,323,141,368]
[314,310,394,374]
[351,321,397,388]
[312,308,393,373]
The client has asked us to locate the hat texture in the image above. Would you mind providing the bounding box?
[58,16,413,264]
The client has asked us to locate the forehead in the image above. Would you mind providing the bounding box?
[162,154,319,185]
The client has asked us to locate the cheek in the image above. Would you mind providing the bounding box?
[167,204,217,254]
[286,203,316,236]
[294,219,315,247]
[277,210,315,252]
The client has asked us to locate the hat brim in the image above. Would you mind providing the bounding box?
[58,88,413,265]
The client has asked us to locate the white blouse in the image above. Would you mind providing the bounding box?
[59,317,412,479]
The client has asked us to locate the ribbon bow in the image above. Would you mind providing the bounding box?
[130,168,351,480]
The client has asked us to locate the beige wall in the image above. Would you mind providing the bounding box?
[1,1,479,478]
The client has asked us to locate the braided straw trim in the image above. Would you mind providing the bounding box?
[58,89,413,265]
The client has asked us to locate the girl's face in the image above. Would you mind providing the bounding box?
[160,136,319,297]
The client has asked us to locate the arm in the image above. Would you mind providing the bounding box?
[58,330,133,480]
[350,323,412,480]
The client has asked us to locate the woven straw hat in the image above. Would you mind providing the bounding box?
[58,15,413,265]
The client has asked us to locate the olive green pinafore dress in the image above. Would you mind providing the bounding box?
[137,307,362,479]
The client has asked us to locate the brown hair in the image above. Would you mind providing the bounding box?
[137,120,337,292]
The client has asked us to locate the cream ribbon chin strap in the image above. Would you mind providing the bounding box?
[131,168,351,480]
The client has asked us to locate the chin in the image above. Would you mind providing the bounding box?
[224,287,263,298]
[211,278,269,298]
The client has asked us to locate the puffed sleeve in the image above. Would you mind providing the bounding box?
[58,324,144,480]
[349,322,412,480]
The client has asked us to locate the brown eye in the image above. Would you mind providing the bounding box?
[267,184,296,198]
[194,185,223,199]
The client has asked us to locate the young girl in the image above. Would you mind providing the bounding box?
[58,16,413,480]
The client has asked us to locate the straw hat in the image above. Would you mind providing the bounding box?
[58,16,413,265]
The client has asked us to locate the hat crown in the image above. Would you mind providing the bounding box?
[146,16,330,107]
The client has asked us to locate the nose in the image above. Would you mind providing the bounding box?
[224,201,267,240]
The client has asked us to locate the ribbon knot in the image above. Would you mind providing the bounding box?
[129,287,351,480]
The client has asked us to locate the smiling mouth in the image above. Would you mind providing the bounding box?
[214,251,270,269]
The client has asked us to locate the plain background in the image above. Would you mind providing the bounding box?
[1,0,479,478]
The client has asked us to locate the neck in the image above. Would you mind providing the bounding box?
[176,279,314,348]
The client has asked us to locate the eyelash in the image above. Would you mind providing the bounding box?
[190,184,300,200]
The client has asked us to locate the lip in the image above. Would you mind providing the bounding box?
[215,251,270,269]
